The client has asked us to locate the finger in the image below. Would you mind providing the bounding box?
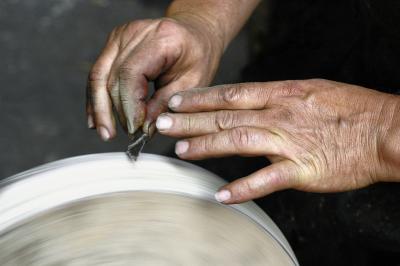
[107,22,157,131]
[88,34,119,140]
[109,79,127,131]
[215,160,300,204]
[117,37,182,134]
[175,127,285,160]
[156,109,287,137]
[168,81,305,112]
[146,73,202,132]
[86,82,95,129]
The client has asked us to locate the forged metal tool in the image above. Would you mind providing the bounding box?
[126,130,149,161]
[126,123,155,161]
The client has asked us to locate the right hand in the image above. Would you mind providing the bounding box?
[86,16,223,141]
[157,80,400,203]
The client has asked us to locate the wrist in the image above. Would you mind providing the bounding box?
[378,94,400,182]
[167,11,225,55]
[166,1,235,53]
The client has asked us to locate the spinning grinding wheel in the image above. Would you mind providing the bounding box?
[0,153,298,265]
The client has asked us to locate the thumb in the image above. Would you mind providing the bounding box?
[144,76,195,131]
[117,36,182,134]
[215,161,300,204]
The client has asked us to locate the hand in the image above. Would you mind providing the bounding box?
[86,16,223,140]
[156,79,400,203]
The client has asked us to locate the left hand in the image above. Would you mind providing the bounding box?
[156,79,400,203]
[86,16,223,140]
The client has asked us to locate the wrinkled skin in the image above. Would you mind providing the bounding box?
[86,17,223,140]
[156,79,400,203]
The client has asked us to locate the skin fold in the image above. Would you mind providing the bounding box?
[87,0,400,204]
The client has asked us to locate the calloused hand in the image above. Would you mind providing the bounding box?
[156,79,400,203]
[86,16,223,140]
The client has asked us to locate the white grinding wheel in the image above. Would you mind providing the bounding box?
[0,153,298,266]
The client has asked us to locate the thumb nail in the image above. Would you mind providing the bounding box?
[98,126,110,141]
[215,190,231,203]
[87,115,95,129]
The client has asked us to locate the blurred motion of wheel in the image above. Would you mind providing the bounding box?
[0,153,298,266]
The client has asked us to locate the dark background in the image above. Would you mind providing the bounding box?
[1,0,399,265]
[0,0,249,177]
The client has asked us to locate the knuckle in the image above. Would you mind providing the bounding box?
[230,127,251,148]
[247,177,267,195]
[88,69,107,92]
[109,24,129,47]
[219,85,243,105]
[188,88,207,105]
[157,39,171,57]
[88,68,105,83]
[195,135,214,154]
[154,19,184,55]
[272,107,294,122]
[109,22,135,41]
[123,20,149,36]
[205,135,216,152]
[235,180,253,200]
[215,111,237,130]
[125,20,140,30]
[108,27,120,41]
[155,19,183,37]
[280,80,306,97]
[183,115,195,133]
[115,23,127,34]
[270,170,289,188]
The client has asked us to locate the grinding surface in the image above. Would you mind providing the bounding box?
[0,153,297,265]
[0,192,293,266]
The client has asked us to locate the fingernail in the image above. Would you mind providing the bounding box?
[143,120,156,136]
[127,120,136,135]
[169,95,182,109]
[87,115,95,129]
[175,141,189,155]
[98,126,110,141]
[156,115,173,130]
[215,190,231,202]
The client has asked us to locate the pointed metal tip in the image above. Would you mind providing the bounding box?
[126,150,138,161]
[126,131,149,162]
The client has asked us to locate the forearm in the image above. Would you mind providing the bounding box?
[166,0,260,51]
[380,94,400,181]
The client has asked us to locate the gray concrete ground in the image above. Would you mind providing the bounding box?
[0,0,249,177]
